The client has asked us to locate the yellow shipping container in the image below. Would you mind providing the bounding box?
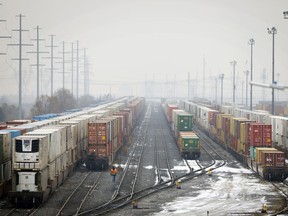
[219,130,225,144]
[211,126,217,136]
[216,114,232,130]
[237,140,245,154]
[240,123,247,144]
[230,118,248,137]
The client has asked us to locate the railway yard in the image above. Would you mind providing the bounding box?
[0,100,287,215]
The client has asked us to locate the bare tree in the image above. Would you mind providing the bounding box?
[30,89,77,117]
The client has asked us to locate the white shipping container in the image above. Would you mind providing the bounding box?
[60,152,68,170]
[55,156,61,176]
[0,131,12,162]
[3,160,11,181]
[80,114,98,123]
[25,129,61,163]
[48,160,56,180]
[59,121,79,149]
[13,135,49,171]
[92,110,110,118]
[67,149,72,166]
[39,126,68,155]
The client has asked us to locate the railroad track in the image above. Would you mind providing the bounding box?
[3,102,228,216]
[54,171,102,216]
[77,104,151,215]
[75,102,228,215]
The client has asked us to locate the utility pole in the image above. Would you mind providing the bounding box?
[248,38,255,110]
[71,43,74,95]
[62,41,65,89]
[219,73,224,105]
[215,77,218,104]
[44,35,60,96]
[243,70,249,108]
[261,69,267,101]
[83,48,89,96]
[0,16,11,55]
[76,40,79,100]
[57,41,70,90]
[230,60,237,104]
[267,27,277,115]
[203,56,206,99]
[28,26,48,100]
[276,73,280,101]
[8,14,32,118]
[241,81,244,105]
[188,72,190,100]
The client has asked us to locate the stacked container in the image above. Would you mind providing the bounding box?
[166,104,179,123]
[178,132,200,159]
[172,109,193,137]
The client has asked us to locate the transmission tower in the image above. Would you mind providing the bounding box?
[8,14,32,118]
[28,26,48,100]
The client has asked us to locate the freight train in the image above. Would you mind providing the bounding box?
[84,98,145,170]
[164,104,201,159]
[180,100,288,181]
[3,97,145,206]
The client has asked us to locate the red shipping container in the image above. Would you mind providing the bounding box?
[208,111,221,126]
[88,120,111,145]
[167,104,179,123]
[88,144,109,157]
[259,150,285,167]
[262,124,272,146]
[249,124,262,146]
[222,116,231,134]
[0,125,7,130]
[260,151,274,167]
[274,151,285,167]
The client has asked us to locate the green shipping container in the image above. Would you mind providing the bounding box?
[182,136,199,150]
[175,112,193,131]
[250,146,256,160]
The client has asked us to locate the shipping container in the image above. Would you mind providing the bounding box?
[166,104,179,123]
[249,123,272,147]
[172,110,193,132]
[259,150,285,167]
[255,147,277,164]
[0,132,12,163]
[13,135,49,171]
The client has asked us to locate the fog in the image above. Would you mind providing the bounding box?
[1,0,288,104]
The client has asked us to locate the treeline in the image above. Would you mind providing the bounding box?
[0,89,113,122]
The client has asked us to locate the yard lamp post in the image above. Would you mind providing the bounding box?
[243,70,249,108]
[219,73,224,105]
[248,38,255,110]
[267,27,277,115]
[230,61,237,104]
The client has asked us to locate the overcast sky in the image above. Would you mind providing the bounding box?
[1,0,288,103]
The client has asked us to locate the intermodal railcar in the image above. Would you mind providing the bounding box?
[5,97,145,206]
[84,97,146,170]
[180,100,288,181]
[164,104,201,159]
